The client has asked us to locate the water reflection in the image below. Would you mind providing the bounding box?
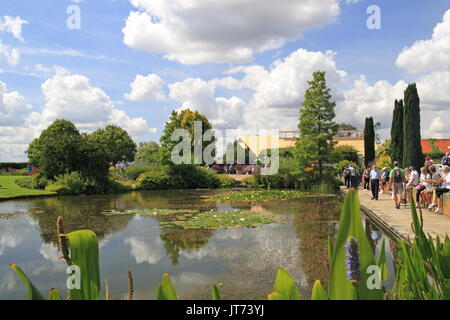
[0,190,342,300]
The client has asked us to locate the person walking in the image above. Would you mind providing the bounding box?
[343,166,351,189]
[363,166,370,191]
[389,161,406,209]
[369,165,381,200]
[348,164,357,188]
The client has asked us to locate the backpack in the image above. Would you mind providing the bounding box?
[393,168,403,183]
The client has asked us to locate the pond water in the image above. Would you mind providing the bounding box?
[0,189,391,300]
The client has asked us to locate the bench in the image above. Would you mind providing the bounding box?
[444,193,450,216]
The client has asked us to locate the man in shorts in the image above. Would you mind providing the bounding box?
[389,161,406,209]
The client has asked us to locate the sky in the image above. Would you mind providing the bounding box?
[0,0,449,161]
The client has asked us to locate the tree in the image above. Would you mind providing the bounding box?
[160,109,215,165]
[135,142,162,164]
[26,119,83,179]
[364,117,375,166]
[375,139,391,158]
[390,99,403,165]
[337,123,358,131]
[223,140,254,164]
[89,125,137,164]
[334,145,359,163]
[295,71,338,181]
[403,84,424,169]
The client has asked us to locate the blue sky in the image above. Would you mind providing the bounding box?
[1,0,449,161]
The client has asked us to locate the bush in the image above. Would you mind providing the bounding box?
[31,171,50,189]
[121,165,157,180]
[241,175,257,187]
[137,170,180,190]
[376,155,392,169]
[217,174,235,188]
[45,172,128,195]
[170,165,220,189]
[15,177,33,189]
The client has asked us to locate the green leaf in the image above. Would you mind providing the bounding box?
[155,273,178,300]
[211,284,221,300]
[311,280,328,300]
[9,264,45,300]
[328,235,334,264]
[66,230,101,300]
[272,267,300,300]
[377,239,389,281]
[328,189,383,300]
[267,292,284,300]
[48,288,63,300]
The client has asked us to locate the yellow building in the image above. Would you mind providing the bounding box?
[240,130,365,157]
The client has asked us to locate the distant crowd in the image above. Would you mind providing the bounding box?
[342,152,450,214]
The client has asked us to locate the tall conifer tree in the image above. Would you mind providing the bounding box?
[364,117,375,166]
[403,83,424,170]
[390,99,403,165]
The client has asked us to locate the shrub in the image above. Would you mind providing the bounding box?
[217,174,235,188]
[170,165,220,189]
[15,177,33,189]
[122,165,157,180]
[376,155,392,169]
[241,175,257,187]
[137,170,180,190]
[31,171,50,189]
[45,172,128,195]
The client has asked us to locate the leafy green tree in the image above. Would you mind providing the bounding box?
[390,99,403,165]
[135,142,162,164]
[295,71,339,180]
[89,125,136,164]
[364,117,375,166]
[78,135,110,179]
[403,84,424,169]
[334,145,359,163]
[26,119,83,179]
[375,139,391,159]
[160,109,215,165]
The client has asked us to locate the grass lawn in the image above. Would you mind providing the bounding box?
[0,176,56,200]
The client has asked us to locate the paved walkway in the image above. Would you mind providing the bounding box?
[340,186,450,240]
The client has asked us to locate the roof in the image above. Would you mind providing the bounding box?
[421,139,450,153]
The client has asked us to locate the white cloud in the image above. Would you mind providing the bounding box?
[125,73,166,101]
[0,41,20,66]
[124,237,164,264]
[0,81,32,126]
[0,16,28,42]
[396,9,450,74]
[122,0,340,64]
[39,73,156,136]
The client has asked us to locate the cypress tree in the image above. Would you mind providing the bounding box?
[364,117,375,166]
[403,83,424,170]
[390,99,403,165]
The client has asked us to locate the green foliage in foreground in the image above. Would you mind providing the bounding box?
[9,190,450,300]
[206,189,307,203]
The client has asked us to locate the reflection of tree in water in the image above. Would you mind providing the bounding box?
[27,196,134,245]
[159,226,213,265]
[289,197,339,288]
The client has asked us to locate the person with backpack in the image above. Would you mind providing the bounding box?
[389,161,406,209]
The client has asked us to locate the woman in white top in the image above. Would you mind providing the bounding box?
[416,167,431,205]
[434,166,450,214]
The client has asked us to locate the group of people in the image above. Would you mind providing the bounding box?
[115,161,127,171]
[343,152,450,214]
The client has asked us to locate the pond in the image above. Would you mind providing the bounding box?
[0,189,390,300]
